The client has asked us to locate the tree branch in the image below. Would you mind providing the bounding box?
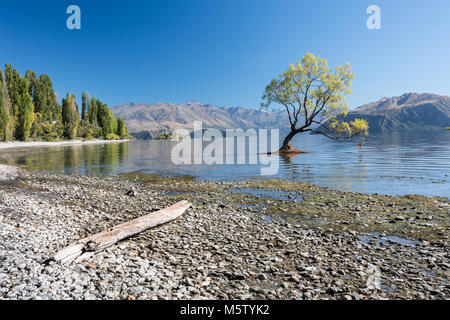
[307,127,360,140]
[305,129,339,140]
[311,120,332,133]
[283,104,294,127]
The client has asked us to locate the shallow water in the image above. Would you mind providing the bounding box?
[359,233,418,247]
[2,131,449,197]
[228,188,303,202]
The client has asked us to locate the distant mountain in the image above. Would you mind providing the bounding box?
[110,101,289,138]
[112,93,450,139]
[341,93,450,133]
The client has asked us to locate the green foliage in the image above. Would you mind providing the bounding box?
[261,53,369,145]
[5,64,20,137]
[81,92,87,121]
[42,123,59,141]
[0,90,9,141]
[0,74,13,141]
[106,133,120,140]
[97,101,117,137]
[61,93,79,139]
[5,65,60,141]
[32,74,57,123]
[5,64,19,117]
[30,112,43,138]
[86,97,126,139]
[78,122,102,140]
[158,133,172,140]
[25,70,37,99]
[0,70,9,141]
[116,116,129,138]
[87,97,98,125]
[330,118,369,138]
[0,64,127,143]
[15,77,34,141]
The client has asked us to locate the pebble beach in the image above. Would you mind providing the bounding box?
[0,164,448,300]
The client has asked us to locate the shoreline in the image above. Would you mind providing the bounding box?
[0,164,448,300]
[0,139,132,150]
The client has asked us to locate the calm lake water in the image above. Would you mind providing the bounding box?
[2,131,449,197]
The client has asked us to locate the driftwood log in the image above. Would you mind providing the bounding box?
[53,200,191,264]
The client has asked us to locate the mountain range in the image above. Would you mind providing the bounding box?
[110,101,289,138]
[111,93,450,139]
[340,92,450,133]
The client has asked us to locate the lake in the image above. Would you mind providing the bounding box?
[2,131,449,197]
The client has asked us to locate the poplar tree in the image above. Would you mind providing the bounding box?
[31,74,57,123]
[116,117,128,138]
[15,77,34,141]
[62,93,79,139]
[1,64,125,142]
[25,70,37,100]
[97,101,117,137]
[81,92,87,121]
[0,70,8,141]
[88,97,98,124]
[5,64,20,124]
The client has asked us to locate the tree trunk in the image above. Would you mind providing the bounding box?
[278,129,306,154]
[53,200,191,264]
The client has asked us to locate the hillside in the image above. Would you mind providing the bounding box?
[112,93,450,139]
[110,101,289,138]
[341,93,450,133]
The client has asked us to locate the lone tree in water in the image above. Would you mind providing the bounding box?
[262,53,369,154]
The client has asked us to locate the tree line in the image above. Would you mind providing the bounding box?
[0,64,128,142]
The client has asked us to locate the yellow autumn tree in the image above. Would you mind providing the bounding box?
[262,53,369,153]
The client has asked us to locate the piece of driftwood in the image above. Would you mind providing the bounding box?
[53,200,191,264]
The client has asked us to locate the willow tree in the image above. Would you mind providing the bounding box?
[262,53,368,153]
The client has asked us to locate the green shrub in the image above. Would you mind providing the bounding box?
[44,131,59,141]
[78,123,103,140]
[106,133,120,140]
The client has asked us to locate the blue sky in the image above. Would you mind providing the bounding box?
[0,0,449,110]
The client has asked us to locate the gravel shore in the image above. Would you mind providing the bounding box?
[0,165,448,300]
[0,139,131,150]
